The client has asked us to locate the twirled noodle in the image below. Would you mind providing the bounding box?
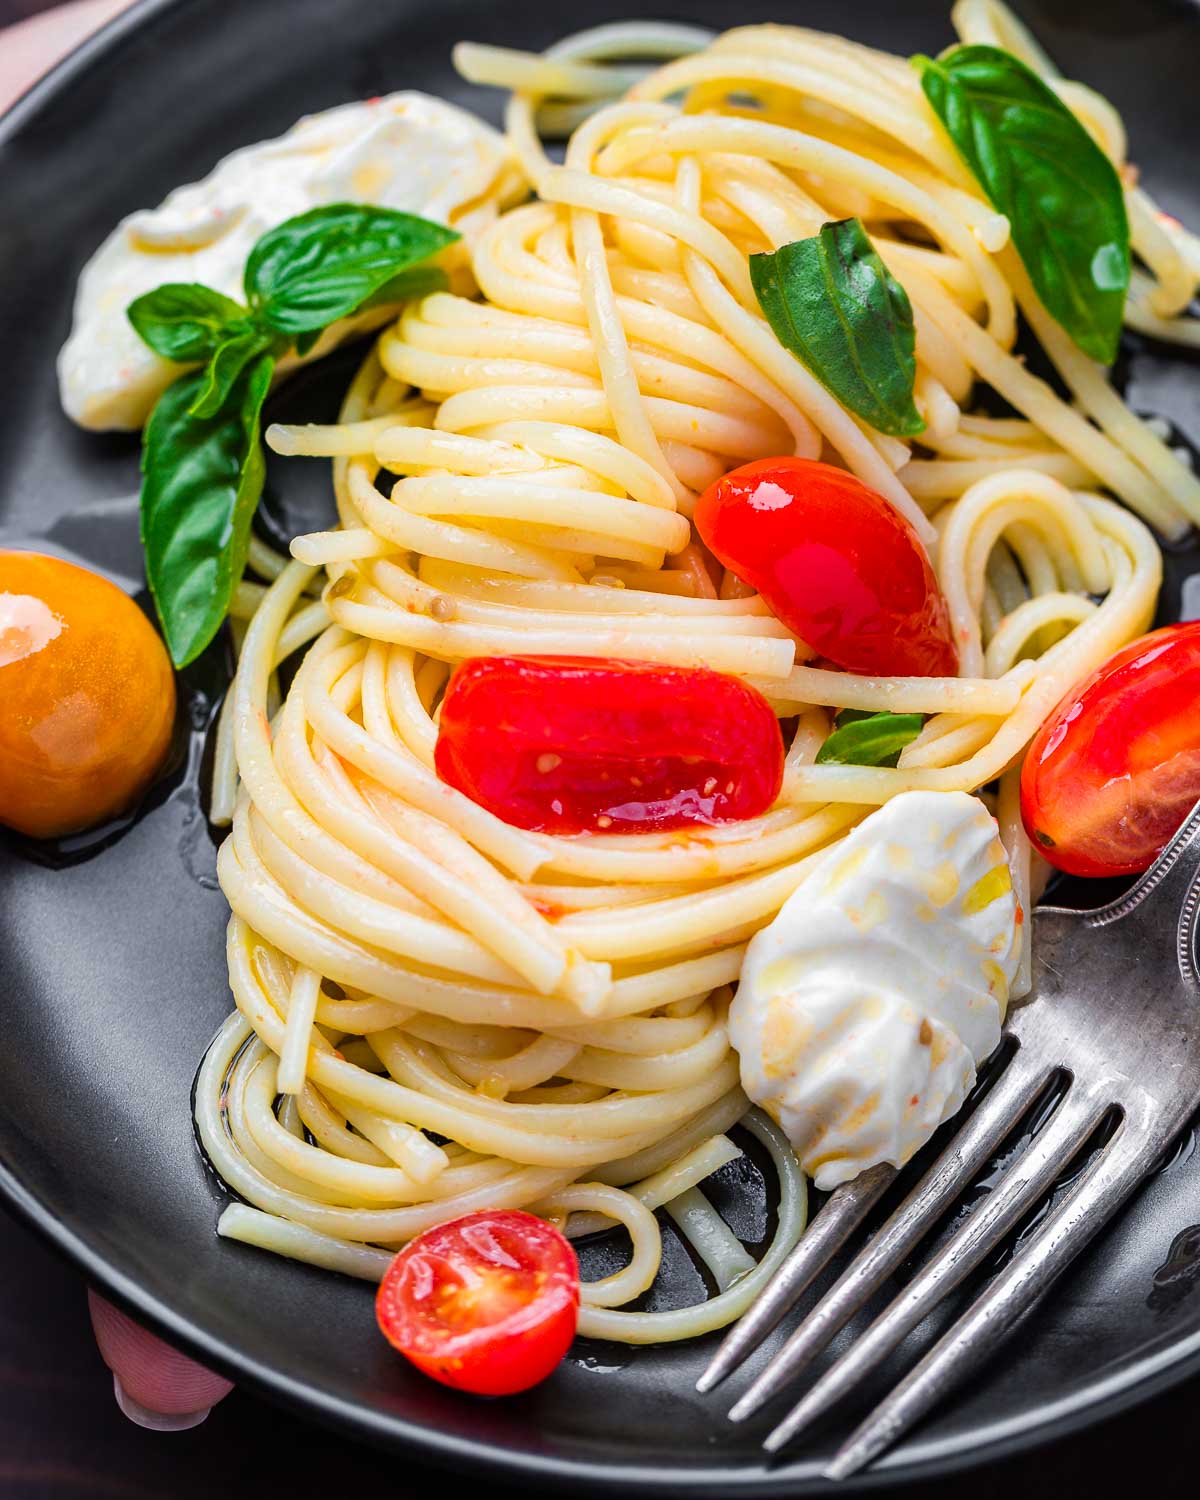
[197,5,1187,1339]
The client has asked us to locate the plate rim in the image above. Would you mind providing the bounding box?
[3,0,1200,1488]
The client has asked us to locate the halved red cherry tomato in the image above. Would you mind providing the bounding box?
[375,1210,580,1396]
[694,458,958,678]
[1021,623,1200,878]
[435,655,784,834]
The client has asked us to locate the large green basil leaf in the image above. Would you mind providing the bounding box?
[750,219,925,437]
[140,355,274,667]
[913,44,1130,364]
[244,203,459,337]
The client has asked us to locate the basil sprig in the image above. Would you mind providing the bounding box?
[913,45,1130,365]
[127,204,458,666]
[815,709,925,767]
[750,218,924,438]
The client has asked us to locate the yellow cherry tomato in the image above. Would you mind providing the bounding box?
[0,550,176,838]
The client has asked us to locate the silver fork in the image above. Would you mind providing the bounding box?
[697,795,1200,1479]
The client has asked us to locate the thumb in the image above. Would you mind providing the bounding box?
[88,1290,234,1431]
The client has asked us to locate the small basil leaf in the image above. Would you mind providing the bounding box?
[244,204,459,336]
[127,283,247,363]
[750,219,925,437]
[913,44,1130,364]
[140,355,274,667]
[815,711,925,767]
[188,324,277,419]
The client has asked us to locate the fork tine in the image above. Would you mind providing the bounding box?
[695,1162,896,1393]
[825,1118,1162,1479]
[728,1044,1049,1423]
[762,1086,1111,1452]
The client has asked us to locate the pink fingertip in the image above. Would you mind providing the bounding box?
[88,1290,234,1422]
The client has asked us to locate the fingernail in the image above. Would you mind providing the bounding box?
[112,1374,212,1432]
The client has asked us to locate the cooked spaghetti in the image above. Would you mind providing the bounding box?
[195,0,1195,1342]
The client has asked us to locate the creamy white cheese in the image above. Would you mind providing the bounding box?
[729,790,1019,1190]
[58,93,519,430]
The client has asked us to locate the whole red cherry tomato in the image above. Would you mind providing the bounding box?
[375,1210,580,1396]
[1021,623,1200,878]
[435,655,784,834]
[694,458,958,678]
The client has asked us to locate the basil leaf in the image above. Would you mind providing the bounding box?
[913,44,1130,365]
[188,324,278,419]
[815,711,925,767]
[750,219,924,437]
[127,283,247,363]
[244,204,459,337]
[140,355,273,667]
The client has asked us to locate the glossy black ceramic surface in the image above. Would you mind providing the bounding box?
[2,0,1200,1490]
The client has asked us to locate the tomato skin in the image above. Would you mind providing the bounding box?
[435,655,784,834]
[694,458,958,678]
[375,1210,580,1397]
[0,550,175,838]
[1020,623,1200,878]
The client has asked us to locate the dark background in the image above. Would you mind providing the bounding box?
[1,0,1199,1495]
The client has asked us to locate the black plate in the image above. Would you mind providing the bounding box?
[4,0,1200,1490]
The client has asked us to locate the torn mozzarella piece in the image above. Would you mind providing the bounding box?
[730,790,1019,1190]
[58,93,520,430]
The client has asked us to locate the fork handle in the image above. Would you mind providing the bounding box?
[825,1116,1163,1480]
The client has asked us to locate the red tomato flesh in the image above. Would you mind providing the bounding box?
[1021,623,1200,878]
[376,1210,580,1396]
[435,655,784,834]
[694,457,958,678]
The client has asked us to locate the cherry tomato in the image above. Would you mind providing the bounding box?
[694,458,958,678]
[1021,623,1200,878]
[434,655,784,834]
[375,1210,580,1396]
[0,550,175,839]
